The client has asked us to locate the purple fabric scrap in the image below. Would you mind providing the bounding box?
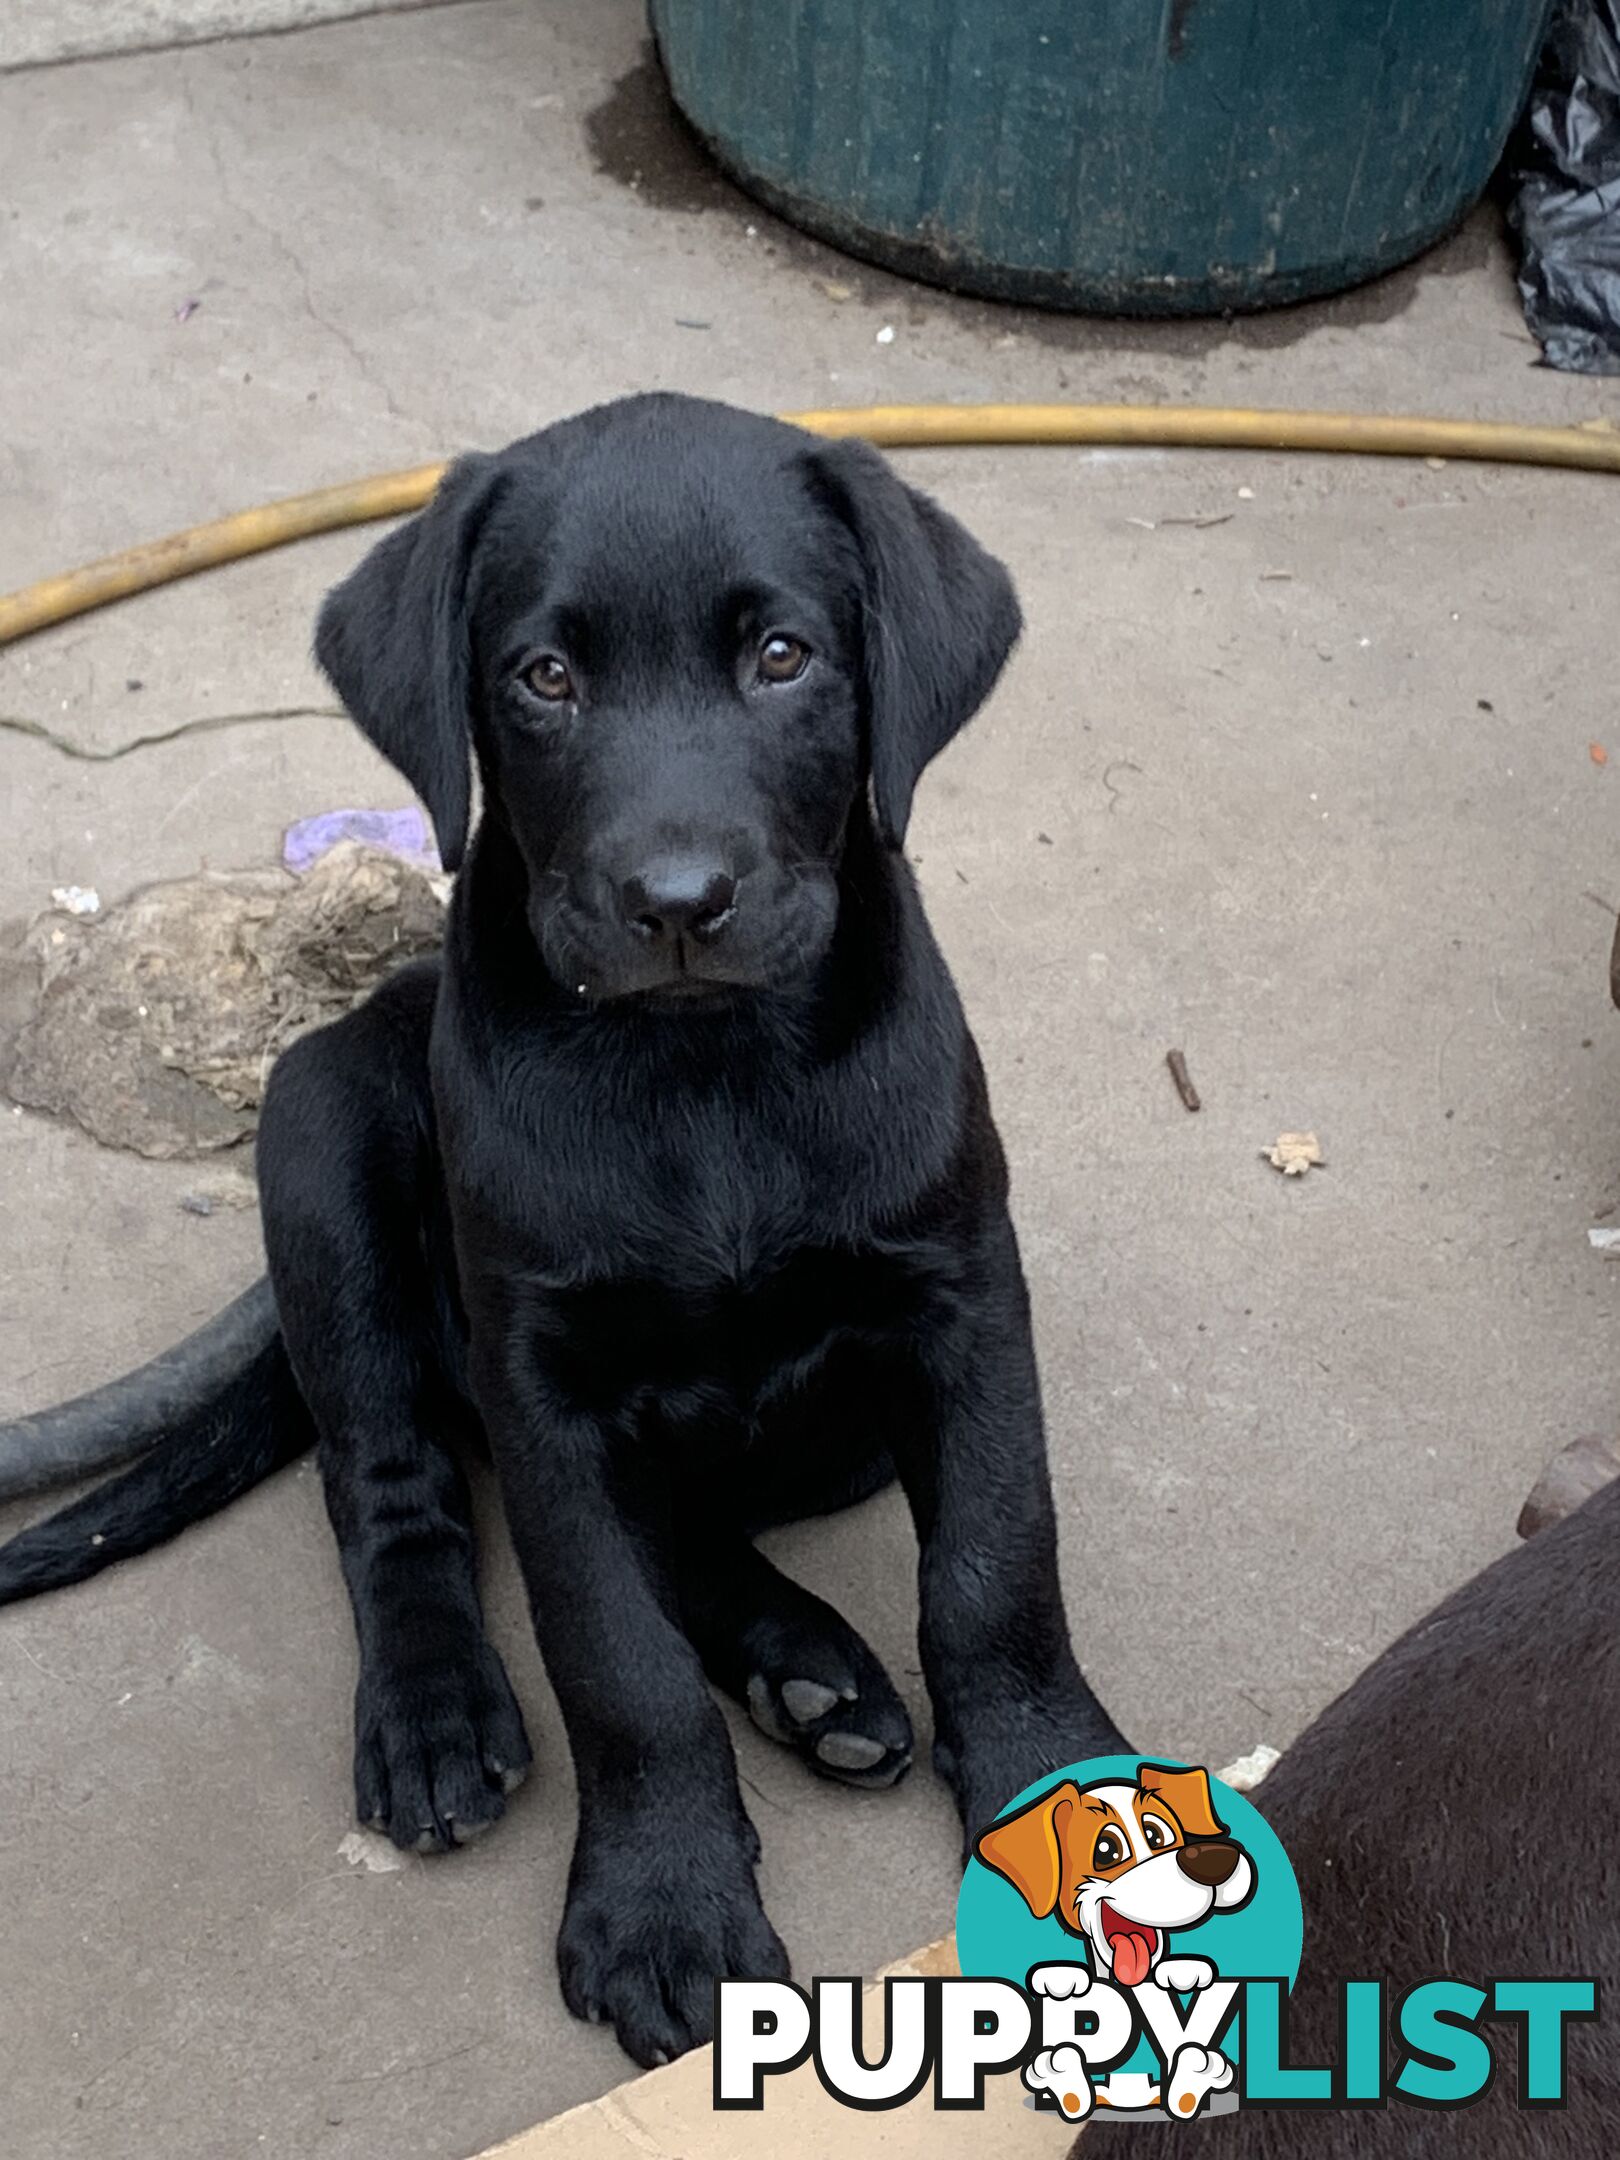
[282,807,441,876]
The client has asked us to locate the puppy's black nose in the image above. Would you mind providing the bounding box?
[1178,1841,1241,1888]
[622,858,737,944]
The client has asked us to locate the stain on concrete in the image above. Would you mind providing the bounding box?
[584,50,736,218]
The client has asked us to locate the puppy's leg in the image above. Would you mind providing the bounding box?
[898,1217,1128,1845]
[461,1306,788,2067]
[259,973,530,1852]
[674,1517,913,1789]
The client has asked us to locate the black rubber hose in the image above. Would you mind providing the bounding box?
[0,1275,278,1502]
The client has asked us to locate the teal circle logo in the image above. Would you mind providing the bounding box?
[956,1755,1302,2122]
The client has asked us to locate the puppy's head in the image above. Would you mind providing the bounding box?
[975,1764,1254,1986]
[315,393,1020,1007]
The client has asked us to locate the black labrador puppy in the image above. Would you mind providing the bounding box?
[0,394,1125,2065]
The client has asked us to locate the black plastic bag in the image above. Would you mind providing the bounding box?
[1508,0,1620,373]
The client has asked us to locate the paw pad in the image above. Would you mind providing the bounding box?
[780,1678,844,1724]
[815,1729,889,1773]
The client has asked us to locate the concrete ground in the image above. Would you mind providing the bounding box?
[2,4,1617,2156]
[0,1,446,75]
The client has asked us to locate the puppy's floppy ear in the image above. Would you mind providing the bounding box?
[1137,1763,1229,1842]
[811,438,1021,849]
[314,453,500,873]
[974,1780,1081,1920]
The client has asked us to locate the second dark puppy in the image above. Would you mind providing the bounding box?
[0,394,1126,2064]
[1082,1482,1620,2153]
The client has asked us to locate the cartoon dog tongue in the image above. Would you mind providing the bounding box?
[1101,1905,1158,1987]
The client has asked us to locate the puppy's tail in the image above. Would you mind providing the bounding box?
[0,1278,280,1502]
[0,1285,313,1606]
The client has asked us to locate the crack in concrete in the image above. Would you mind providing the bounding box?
[0,705,344,760]
[180,57,416,427]
[0,2,487,81]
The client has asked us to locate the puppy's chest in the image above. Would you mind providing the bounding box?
[533,1094,888,1290]
[537,1239,928,1437]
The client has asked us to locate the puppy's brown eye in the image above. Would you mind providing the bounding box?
[1142,1815,1173,1852]
[524,654,574,702]
[756,633,810,684]
[1092,1828,1127,1870]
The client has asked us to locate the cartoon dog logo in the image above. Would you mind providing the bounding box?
[975,1762,1255,2121]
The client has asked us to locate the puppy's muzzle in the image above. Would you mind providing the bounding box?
[1178,1840,1242,1888]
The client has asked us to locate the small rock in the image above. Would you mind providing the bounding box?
[9,844,445,1157]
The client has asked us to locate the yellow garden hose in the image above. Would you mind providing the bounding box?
[3,403,1620,649]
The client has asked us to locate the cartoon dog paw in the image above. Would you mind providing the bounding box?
[1023,2046,1094,2122]
[1153,1956,1217,1994]
[1029,1962,1093,2001]
[1165,2042,1234,2120]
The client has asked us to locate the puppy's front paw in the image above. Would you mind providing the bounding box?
[354,1639,532,1853]
[1023,2046,1094,2122]
[1029,1962,1093,2001]
[557,1809,788,2067]
[1154,1956,1216,1994]
[1165,2042,1233,2120]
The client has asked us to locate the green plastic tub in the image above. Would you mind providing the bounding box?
[650,0,1552,314]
